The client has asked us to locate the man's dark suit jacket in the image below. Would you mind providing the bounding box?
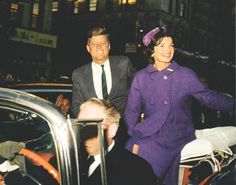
[71,56,136,117]
[82,144,159,185]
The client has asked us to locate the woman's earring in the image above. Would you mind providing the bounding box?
[151,53,154,57]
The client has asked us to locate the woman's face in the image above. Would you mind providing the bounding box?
[153,37,174,64]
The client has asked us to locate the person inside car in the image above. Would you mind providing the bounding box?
[55,94,71,117]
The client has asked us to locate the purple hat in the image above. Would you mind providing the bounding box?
[143,27,160,46]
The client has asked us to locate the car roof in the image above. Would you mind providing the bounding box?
[7,82,72,93]
[8,82,72,88]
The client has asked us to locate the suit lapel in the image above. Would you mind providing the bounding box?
[109,58,120,97]
[85,64,97,98]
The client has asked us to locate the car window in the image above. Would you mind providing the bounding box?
[27,92,72,104]
[7,83,72,103]
[0,106,59,185]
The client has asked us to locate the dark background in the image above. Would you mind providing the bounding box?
[0,0,235,96]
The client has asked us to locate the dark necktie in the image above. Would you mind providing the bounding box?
[85,155,95,177]
[101,65,108,99]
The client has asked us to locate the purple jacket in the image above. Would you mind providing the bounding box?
[124,61,234,185]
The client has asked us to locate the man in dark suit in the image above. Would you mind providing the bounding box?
[77,98,159,185]
[71,26,136,146]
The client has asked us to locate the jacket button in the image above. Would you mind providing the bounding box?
[163,100,168,105]
[163,75,168,80]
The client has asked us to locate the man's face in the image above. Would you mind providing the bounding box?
[77,103,106,156]
[86,35,110,64]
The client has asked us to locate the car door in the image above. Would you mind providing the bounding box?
[0,87,80,185]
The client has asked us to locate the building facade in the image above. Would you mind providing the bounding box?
[0,0,235,88]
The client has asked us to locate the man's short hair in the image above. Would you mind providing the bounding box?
[80,98,120,126]
[87,26,110,41]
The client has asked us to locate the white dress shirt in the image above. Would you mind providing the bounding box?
[92,60,112,99]
[88,140,115,177]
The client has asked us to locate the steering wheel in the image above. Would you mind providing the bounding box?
[18,148,60,184]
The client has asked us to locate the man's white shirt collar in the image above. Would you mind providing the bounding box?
[92,60,112,99]
[88,140,115,176]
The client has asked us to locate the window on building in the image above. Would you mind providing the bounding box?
[33,2,39,15]
[89,0,97,11]
[32,2,39,28]
[10,3,18,13]
[52,1,59,12]
[180,2,185,16]
[74,1,79,13]
[120,0,137,5]
[176,0,185,17]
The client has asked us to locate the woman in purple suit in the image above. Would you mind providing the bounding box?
[124,26,235,185]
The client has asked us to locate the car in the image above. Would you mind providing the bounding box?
[179,126,236,185]
[0,87,235,185]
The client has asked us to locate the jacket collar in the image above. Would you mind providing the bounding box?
[146,60,179,76]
